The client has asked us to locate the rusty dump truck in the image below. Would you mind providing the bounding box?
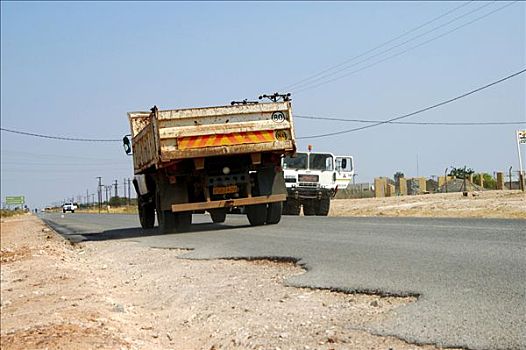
[125,99,296,233]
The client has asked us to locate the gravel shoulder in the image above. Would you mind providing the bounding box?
[1,215,460,350]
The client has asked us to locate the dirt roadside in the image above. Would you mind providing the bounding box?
[2,191,522,349]
[331,190,525,219]
[1,215,462,350]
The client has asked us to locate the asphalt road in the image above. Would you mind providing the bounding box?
[41,212,525,350]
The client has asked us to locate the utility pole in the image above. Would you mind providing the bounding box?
[509,166,513,190]
[114,180,118,198]
[444,167,449,193]
[96,177,102,213]
[416,154,419,178]
[128,178,132,205]
[86,189,89,207]
[123,178,127,203]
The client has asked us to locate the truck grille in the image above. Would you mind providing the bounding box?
[298,182,319,187]
[298,174,319,182]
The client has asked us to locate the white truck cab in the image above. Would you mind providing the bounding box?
[62,202,77,213]
[282,150,354,216]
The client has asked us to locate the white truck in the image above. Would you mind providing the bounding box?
[62,202,77,213]
[282,150,353,216]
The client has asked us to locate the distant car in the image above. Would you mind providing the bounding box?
[62,202,77,213]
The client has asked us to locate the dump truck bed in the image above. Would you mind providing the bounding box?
[129,101,295,174]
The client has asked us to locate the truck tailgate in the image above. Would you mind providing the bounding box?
[129,102,295,172]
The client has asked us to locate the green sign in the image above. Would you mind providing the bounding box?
[5,196,25,205]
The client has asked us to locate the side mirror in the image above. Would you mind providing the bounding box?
[123,135,132,155]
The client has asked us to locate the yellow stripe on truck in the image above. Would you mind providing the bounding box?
[178,130,277,150]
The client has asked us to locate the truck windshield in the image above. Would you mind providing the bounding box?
[283,153,307,170]
[309,153,333,171]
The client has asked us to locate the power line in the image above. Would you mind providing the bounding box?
[285,1,489,92]
[293,1,517,94]
[281,1,475,91]
[3,70,523,143]
[295,115,525,126]
[298,68,526,140]
[0,127,121,142]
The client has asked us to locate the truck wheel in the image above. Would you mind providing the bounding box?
[282,203,289,215]
[316,198,330,216]
[158,210,176,234]
[156,191,176,234]
[174,212,192,232]
[303,200,317,216]
[283,200,300,215]
[266,202,283,224]
[210,209,227,223]
[138,198,155,229]
[289,200,301,216]
[246,204,267,226]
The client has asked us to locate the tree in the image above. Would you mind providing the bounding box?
[473,173,497,190]
[393,172,405,183]
[109,196,127,207]
[448,166,474,180]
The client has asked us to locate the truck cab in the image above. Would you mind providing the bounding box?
[62,202,77,213]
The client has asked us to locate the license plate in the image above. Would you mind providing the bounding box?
[212,185,238,195]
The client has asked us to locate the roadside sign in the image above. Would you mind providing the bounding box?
[5,196,25,205]
[518,130,526,144]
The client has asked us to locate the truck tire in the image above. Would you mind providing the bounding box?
[303,200,317,216]
[209,209,227,223]
[175,212,192,232]
[316,197,330,216]
[246,204,267,226]
[138,198,155,229]
[284,199,300,216]
[158,210,176,234]
[266,202,283,224]
[156,190,175,233]
[158,211,192,233]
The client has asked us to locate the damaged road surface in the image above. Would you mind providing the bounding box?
[42,213,526,350]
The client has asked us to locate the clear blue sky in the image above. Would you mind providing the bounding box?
[1,1,525,208]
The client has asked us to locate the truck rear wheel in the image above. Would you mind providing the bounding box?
[303,200,317,216]
[210,209,227,223]
[266,202,283,224]
[316,197,330,216]
[175,212,192,231]
[158,210,192,233]
[156,189,192,233]
[246,204,267,226]
[138,198,155,229]
[283,199,300,216]
[158,209,175,233]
